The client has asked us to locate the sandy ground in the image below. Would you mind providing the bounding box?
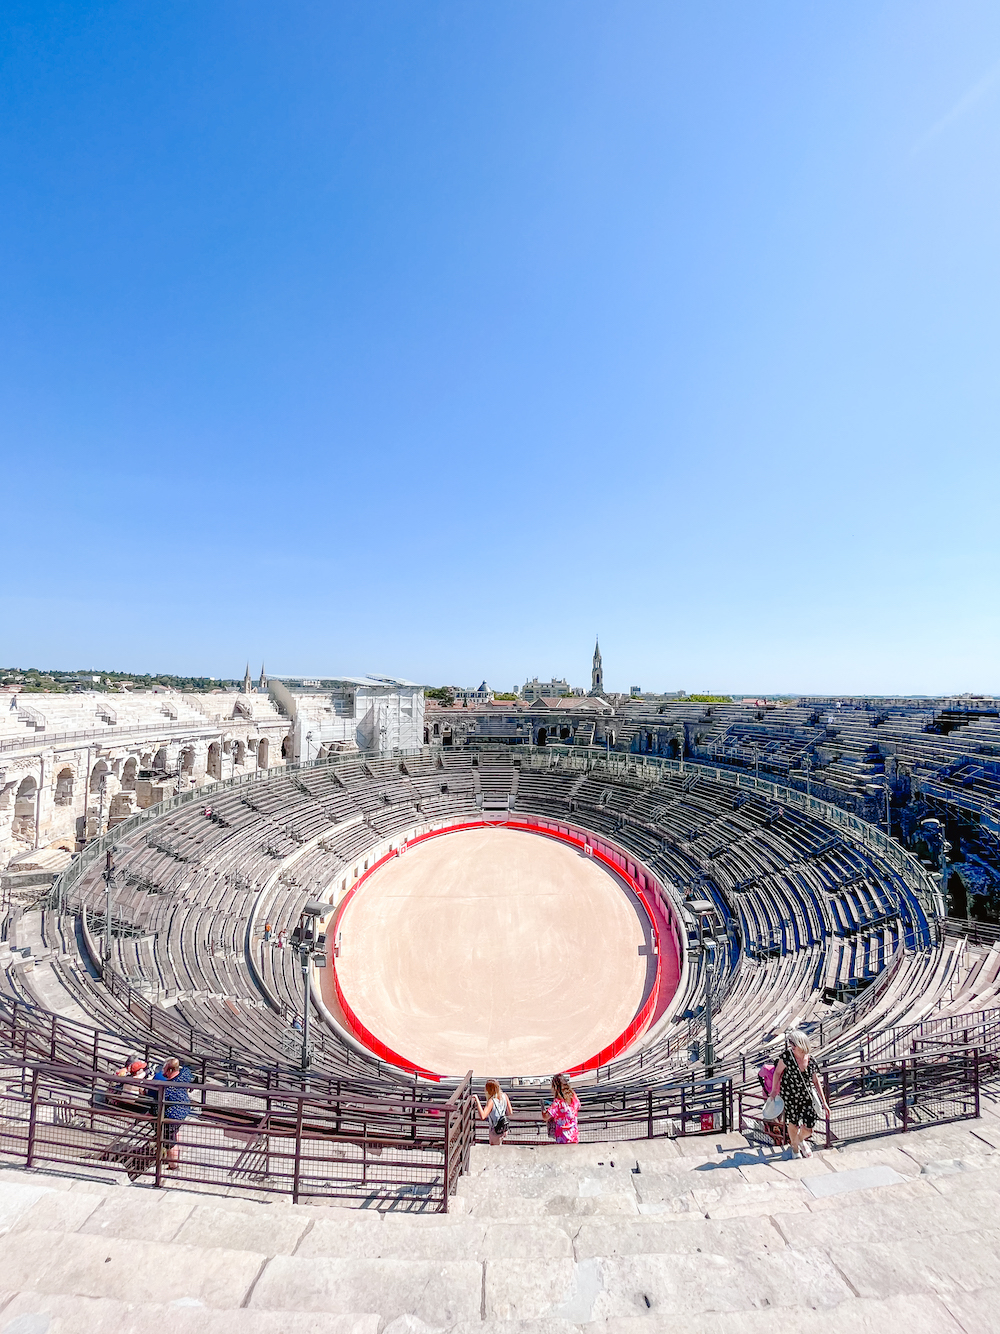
[333,826,659,1077]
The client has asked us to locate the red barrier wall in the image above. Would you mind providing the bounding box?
[329,815,675,1080]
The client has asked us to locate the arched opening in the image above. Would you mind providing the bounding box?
[207,742,222,780]
[13,776,37,839]
[443,729,453,748]
[560,726,570,740]
[234,740,246,766]
[646,732,653,751]
[281,735,293,760]
[537,727,547,747]
[257,738,269,770]
[89,761,109,794]
[152,748,168,771]
[667,737,680,760]
[54,767,75,806]
[121,758,138,791]
[433,723,440,737]
[423,727,429,745]
[180,747,195,775]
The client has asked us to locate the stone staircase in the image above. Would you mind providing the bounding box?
[1,1114,999,1331]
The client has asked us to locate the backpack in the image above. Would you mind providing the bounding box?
[491,1092,510,1136]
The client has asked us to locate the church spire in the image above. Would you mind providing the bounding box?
[242,663,252,694]
[591,637,604,696]
[258,663,267,691]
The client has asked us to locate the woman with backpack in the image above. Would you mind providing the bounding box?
[473,1080,512,1145]
[772,1030,830,1158]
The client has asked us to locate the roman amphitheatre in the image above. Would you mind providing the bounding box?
[1,674,1000,1329]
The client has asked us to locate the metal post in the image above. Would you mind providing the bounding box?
[103,849,115,965]
[301,942,311,1071]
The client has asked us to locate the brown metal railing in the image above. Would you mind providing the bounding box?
[737,1047,981,1149]
[0,1056,467,1210]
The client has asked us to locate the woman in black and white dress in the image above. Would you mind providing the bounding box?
[772,1029,829,1158]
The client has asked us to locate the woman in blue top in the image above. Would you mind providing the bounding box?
[151,1057,193,1170]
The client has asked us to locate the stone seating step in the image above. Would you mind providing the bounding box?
[1,1118,999,1330]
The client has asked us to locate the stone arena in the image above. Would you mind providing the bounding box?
[1,676,1000,1331]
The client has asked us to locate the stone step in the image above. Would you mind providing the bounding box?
[0,1120,998,1329]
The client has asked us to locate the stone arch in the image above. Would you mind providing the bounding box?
[121,758,138,790]
[54,767,75,806]
[667,736,681,760]
[89,760,109,794]
[257,738,269,770]
[423,727,429,745]
[152,747,168,771]
[281,735,293,760]
[234,740,246,766]
[207,742,222,780]
[537,727,547,747]
[180,747,196,775]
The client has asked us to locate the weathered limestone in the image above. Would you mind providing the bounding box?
[1,1116,998,1331]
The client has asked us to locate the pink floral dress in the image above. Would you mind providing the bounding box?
[546,1093,581,1143]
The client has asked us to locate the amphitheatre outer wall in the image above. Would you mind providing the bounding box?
[319,819,684,1080]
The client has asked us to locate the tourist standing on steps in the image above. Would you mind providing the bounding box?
[151,1057,194,1170]
[772,1029,829,1158]
[543,1074,581,1144]
[474,1080,512,1145]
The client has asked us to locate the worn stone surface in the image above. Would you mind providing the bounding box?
[0,1291,381,1333]
[0,1230,264,1308]
[172,1203,312,1255]
[249,1257,483,1325]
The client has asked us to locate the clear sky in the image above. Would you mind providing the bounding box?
[2,2,998,695]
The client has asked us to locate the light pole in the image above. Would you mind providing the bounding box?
[689,897,719,1077]
[883,774,892,837]
[292,900,328,1069]
[102,847,117,965]
[802,753,812,798]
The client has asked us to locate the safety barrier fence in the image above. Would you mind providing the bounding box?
[737,1047,982,1149]
[0,993,428,1107]
[483,1075,734,1144]
[0,1056,474,1211]
[940,917,1000,946]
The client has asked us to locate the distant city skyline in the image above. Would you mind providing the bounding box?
[2,3,997,694]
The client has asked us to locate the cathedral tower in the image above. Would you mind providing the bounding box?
[591,638,604,695]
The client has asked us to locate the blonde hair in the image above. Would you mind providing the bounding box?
[551,1073,574,1102]
[786,1030,811,1055]
[484,1079,500,1099]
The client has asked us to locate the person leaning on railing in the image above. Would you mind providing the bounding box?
[151,1057,194,1170]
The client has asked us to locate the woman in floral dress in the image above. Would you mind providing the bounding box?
[772,1029,829,1158]
[543,1074,580,1143]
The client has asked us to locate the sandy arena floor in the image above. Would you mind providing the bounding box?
[332,826,657,1077]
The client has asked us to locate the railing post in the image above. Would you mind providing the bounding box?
[25,1067,39,1168]
[901,1059,909,1133]
[647,1089,653,1138]
[292,1096,304,1204]
[974,1047,981,1119]
[154,1086,165,1188]
[680,1085,686,1136]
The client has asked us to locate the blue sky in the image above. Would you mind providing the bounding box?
[2,2,998,695]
